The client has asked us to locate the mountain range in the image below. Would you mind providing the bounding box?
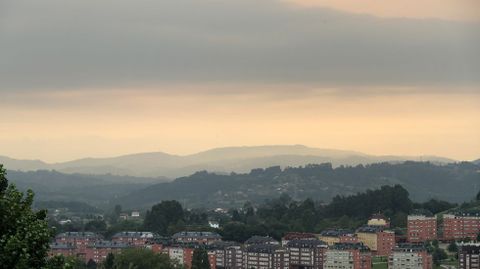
[0,145,458,178]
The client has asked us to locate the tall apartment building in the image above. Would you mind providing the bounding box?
[388,244,433,269]
[324,243,371,269]
[442,213,480,241]
[356,226,395,256]
[223,245,244,269]
[243,244,289,269]
[407,213,437,243]
[286,239,328,269]
[459,243,480,269]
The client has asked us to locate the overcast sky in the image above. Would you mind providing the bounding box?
[0,0,479,162]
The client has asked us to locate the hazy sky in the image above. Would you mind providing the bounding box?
[0,0,479,162]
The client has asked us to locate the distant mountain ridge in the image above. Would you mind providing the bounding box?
[0,145,456,178]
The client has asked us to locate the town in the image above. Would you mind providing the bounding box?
[48,211,480,269]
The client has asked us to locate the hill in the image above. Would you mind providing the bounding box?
[5,170,168,207]
[0,145,456,177]
[116,161,480,209]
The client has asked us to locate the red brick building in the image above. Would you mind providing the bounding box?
[442,213,480,241]
[49,243,76,258]
[286,239,328,269]
[281,232,317,246]
[55,232,102,251]
[407,214,437,243]
[85,241,129,263]
[172,231,222,245]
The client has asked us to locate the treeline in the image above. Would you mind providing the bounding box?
[135,185,457,242]
[117,161,480,208]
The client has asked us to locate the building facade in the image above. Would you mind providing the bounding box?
[459,243,480,269]
[388,244,433,269]
[407,214,437,243]
[286,239,328,269]
[442,213,480,241]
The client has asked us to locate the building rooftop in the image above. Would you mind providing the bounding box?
[356,225,390,233]
[88,241,130,249]
[56,232,102,239]
[331,243,370,252]
[409,209,434,217]
[286,239,327,248]
[172,231,221,239]
[320,229,354,237]
[245,236,279,245]
[246,244,282,254]
[282,232,317,240]
[394,243,428,252]
[50,242,76,250]
[112,231,155,238]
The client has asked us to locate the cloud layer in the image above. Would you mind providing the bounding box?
[0,0,479,92]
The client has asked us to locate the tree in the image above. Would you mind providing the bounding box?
[102,253,115,269]
[477,232,480,242]
[86,259,97,269]
[0,164,52,269]
[447,242,458,253]
[113,248,177,269]
[477,190,480,201]
[191,249,211,269]
[144,200,184,235]
[84,220,107,233]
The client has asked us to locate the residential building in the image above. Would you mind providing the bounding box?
[112,231,154,246]
[324,243,371,269]
[55,232,102,251]
[282,232,317,246]
[407,213,437,243]
[243,244,289,269]
[356,226,395,256]
[442,213,480,241]
[459,243,480,269]
[388,244,433,269]
[367,214,390,228]
[318,230,356,246]
[224,245,244,269]
[49,243,76,258]
[286,239,327,269]
[245,236,279,247]
[85,241,129,263]
[172,231,222,245]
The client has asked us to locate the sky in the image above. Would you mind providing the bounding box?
[0,0,479,162]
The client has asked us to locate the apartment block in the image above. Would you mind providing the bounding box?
[286,239,328,269]
[407,214,437,243]
[388,244,432,269]
[442,213,480,241]
[459,243,480,269]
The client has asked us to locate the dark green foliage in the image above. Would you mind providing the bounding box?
[84,220,107,233]
[0,164,52,269]
[192,249,211,269]
[144,200,185,235]
[477,190,480,201]
[447,242,458,253]
[103,253,114,269]
[118,162,480,208]
[86,259,96,269]
[413,199,457,214]
[221,185,430,242]
[112,248,177,269]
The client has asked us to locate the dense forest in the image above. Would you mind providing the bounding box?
[117,161,480,209]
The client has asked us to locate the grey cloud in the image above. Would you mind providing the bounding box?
[0,0,479,92]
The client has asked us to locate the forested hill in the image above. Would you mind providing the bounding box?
[117,161,480,209]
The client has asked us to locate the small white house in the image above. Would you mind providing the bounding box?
[208,221,220,229]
